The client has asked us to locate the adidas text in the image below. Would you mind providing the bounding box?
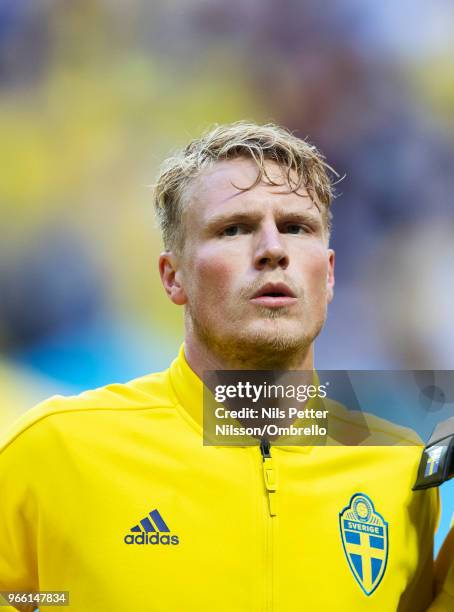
[124,533,180,545]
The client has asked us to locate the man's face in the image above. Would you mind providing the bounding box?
[164,157,335,366]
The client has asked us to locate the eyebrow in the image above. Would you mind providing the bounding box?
[204,208,323,231]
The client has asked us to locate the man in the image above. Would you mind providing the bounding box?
[0,122,452,611]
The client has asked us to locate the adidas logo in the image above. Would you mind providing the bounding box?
[124,508,180,545]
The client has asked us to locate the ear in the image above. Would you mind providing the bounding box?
[326,249,335,304]
[159,251,187,306]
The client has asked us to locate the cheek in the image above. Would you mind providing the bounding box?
[301,248,329,293]
[192,248,238,299]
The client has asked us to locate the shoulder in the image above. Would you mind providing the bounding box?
[325,398,424,447]
[0,367,177,457]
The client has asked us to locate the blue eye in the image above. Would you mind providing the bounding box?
[223,226,239,236]
[221,225,248,237]
[286,224,308,234]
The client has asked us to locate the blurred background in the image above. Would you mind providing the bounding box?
[0,0,453,551]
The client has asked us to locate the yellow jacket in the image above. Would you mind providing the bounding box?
[0,345,450,611]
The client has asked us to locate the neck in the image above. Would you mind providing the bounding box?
[184,329,315,379]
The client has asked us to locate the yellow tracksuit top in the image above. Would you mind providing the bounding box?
[0,345,446,611]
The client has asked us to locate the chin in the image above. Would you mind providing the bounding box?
[252,333,307,353]
[192,312,320,368]
[235,326,311,355]
[248,319,305,343]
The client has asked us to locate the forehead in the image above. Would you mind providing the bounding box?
[184,157,317,222]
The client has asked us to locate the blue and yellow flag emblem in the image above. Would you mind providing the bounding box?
[424,445,444,477]
[339,493,388,596]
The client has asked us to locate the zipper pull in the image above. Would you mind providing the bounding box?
[260,438,271,458]
[260,439,278,517]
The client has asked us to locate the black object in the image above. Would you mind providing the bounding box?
[413,417,454,490]
[260,438,271,460]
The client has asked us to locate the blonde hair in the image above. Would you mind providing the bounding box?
[154,121,338,251]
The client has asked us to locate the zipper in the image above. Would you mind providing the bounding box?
[260,438,278,612]
[260,438,278,516]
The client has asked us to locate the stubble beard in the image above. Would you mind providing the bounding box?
[187,301,322,369]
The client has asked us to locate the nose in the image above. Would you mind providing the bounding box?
[253,223,289,270]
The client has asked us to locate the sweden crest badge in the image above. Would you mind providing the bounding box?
[339,493,388,596]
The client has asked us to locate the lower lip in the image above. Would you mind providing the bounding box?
[250,296,298,307]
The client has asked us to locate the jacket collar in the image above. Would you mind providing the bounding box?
[168,343,315,453]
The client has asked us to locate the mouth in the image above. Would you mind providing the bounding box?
[250,282,297,308]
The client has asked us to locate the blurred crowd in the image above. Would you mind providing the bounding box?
[1,0,454,417]
[0,0,453,554]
